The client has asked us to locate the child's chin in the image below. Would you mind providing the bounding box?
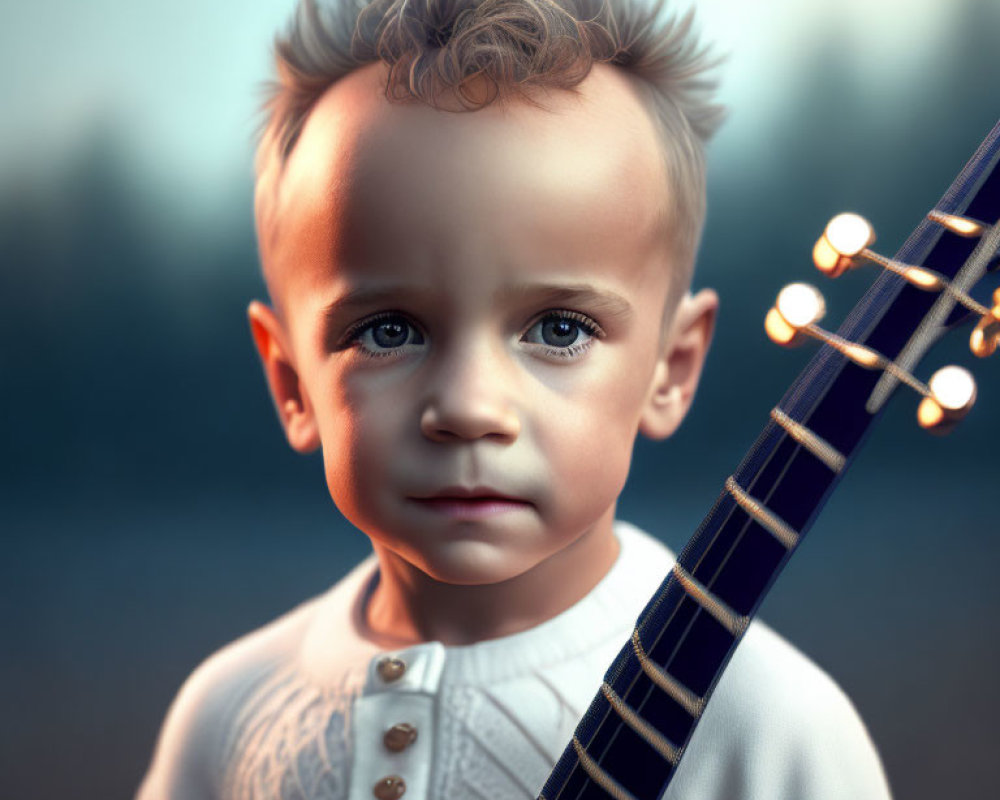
[416,543,541,587]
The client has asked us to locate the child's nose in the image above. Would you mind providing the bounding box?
[419,342,521,443]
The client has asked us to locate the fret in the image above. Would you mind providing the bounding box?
[600,682,681,766]
[724,475,801,550]
[671,562,750,637]
[630,629,705,719]
[539,122,1000,800]
[571,737,636,800]
[769,407,846,473]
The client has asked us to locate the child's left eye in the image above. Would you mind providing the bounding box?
[521,311,604,358]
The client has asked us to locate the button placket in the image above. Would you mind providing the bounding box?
[348,644,445,800]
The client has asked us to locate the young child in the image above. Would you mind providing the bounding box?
[138,0,892,797]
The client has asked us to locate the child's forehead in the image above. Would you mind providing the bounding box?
[257,62,674,308]
[288,63,666,196]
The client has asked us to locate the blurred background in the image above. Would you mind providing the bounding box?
[1,0,997,797]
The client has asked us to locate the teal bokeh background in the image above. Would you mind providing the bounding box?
[2,1,998,797]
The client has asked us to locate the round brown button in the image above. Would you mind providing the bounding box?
[373,774,406,799]
[383,722,418,752]
[376,656,406,683]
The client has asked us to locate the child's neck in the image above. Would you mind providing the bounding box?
[362,514,620,647]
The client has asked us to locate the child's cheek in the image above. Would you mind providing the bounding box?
[534,390,633,505]
[317,369,403,516]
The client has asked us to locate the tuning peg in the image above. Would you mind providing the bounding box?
[812,213,946,290]
[765,283,826,346]
[970,287,1000,358]
[916,365,977,434]
[813,213,877,278]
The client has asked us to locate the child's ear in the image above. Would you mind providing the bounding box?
[247,300,320,453]
[639,288,718,440]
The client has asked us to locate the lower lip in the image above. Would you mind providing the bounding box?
[411,498,532,520]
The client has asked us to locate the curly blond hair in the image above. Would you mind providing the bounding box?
[257,0,723,281]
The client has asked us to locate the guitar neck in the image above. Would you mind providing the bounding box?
[540,120,1000,800]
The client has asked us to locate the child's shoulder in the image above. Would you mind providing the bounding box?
[137,557,378,799]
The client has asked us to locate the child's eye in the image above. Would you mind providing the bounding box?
[521,311,604,359]
[344,313,425,357]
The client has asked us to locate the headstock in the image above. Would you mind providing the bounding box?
[766,210,998,434]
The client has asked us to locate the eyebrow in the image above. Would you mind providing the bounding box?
[321,285,433,320]
[499,283,634,320]
[320,285,443,337]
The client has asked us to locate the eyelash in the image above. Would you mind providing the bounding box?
[338,309,605,361]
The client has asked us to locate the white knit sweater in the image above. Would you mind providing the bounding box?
[137,522,891,800]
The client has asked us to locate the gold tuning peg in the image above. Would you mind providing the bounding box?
[813,212,954,293]
[813,213,877,278]
[765,283,826,347]
[917,365,977,435]
[970,287,1000,358]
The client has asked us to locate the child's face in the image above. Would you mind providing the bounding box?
[252,63,713,587]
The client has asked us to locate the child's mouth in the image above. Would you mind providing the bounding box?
[410,488,532,519]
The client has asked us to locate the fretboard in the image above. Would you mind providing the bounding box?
[539,119,1000,800]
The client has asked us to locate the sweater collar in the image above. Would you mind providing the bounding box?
[300,521,674,688]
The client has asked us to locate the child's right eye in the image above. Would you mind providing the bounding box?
[344,313,425,358]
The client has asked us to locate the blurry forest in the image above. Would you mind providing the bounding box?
[1,1,999,798]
